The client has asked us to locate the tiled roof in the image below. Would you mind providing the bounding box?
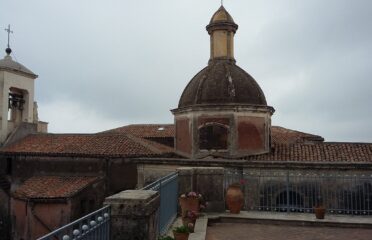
[102,124,323,145]
[1,123,371,163]
[245,143,372,163]
[12,176,98,200]
[101,124,175,138]
[0,133,175,157]
[271,126,324,144]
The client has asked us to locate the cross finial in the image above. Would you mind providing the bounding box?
[4,24,13,55]
[221,0,223,6]
[4,24,13,48]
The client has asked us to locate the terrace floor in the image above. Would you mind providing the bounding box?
[169,211,372,240]
[206,222,372,240]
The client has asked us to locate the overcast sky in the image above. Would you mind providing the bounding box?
[0,0,371,142]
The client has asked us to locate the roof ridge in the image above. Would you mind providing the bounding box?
[125,134,163,154]
[272,125,321,136]
[323,141,372,145]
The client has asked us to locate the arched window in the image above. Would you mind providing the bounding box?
[199,123,228,150]
[276,191,304,210]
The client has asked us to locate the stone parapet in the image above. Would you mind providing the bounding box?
[178,167,194,194]
[104,190,160,240]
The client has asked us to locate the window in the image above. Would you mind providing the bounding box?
[199,124,228,150]
[6,158,12,175]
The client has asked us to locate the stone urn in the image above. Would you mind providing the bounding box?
[226,183,244,214]
[314,206,326,219]
[179,197,199,216]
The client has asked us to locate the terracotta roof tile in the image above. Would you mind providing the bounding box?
[12,176,98,200]
[101,124,175,138]
[0,124,338,162]
[271,126,324,144]
[245,143,372,163]
[0,133,176,157]
[102,124,323,145]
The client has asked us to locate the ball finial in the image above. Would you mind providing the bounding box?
[5,47,12,55]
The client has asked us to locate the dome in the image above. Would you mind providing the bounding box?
[178,61,267,108]
[0,54,37,78]
[207,6,238,34]
[209,6,235,24]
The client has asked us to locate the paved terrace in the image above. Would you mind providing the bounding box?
[168,211,372,240]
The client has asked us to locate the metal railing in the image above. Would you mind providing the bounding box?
[225,170,372,215]
[37,205,110,240]
[142,172,178,235]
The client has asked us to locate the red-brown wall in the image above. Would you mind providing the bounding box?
[198,116,230,126]
[11,198,71,240]
[237,116,265,152]
[176,118,192,154]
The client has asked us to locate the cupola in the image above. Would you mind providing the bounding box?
[172,6,274,159]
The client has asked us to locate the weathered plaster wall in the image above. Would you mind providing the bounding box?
[237,116,265,152]
[70,179,106,220]
[11,198,71,240]
[10,156,105,186]
[174,106,272,158]
[104,190,160,240]
[175,118,192,155]
[108,160,137,194]
[0,188,10,240]
[178,167,225,212]
[137,164,181,188]
[7,156,137,193]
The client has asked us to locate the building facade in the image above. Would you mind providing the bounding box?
[0,5,371,240]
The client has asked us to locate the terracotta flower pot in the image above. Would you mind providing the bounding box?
[226,183,244,214]
[182,217,196,233]
[173,231,189,240]
[314,206,326,219]
[179,197,199,216]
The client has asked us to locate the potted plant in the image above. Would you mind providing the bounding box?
[179,191,206,217]
[226,179,246,214]
[159,236,174,240]
[314,196,326,219]
[173,225,190,240]
[182,210,198,232]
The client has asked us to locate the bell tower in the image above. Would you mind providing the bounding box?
[0,25,47,145]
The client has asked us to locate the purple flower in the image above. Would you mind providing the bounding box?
[188,192,197,197]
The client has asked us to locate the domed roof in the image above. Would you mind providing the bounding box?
[178,61,267,108]
[207,6,238,34]
[0,54,37,78]
[209,6,235,24]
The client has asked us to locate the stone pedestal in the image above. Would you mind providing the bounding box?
[104,190,160,240]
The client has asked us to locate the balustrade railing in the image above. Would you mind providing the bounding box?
[142,172,179,235]
[37,205,110,240]
[225,170,372,215]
